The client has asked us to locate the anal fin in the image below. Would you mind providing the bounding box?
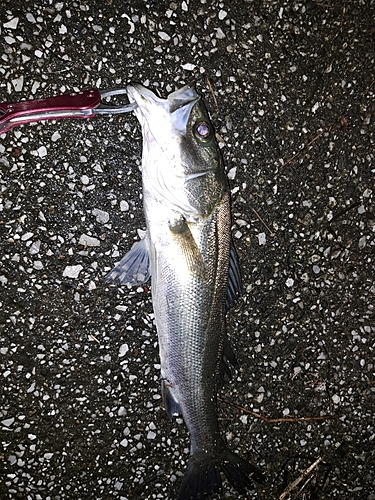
[161,379,181,420]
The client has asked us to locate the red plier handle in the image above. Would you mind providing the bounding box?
[0,88,136,135]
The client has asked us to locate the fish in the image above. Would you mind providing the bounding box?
[106,82,265,499]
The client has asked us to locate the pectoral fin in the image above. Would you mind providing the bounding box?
[105,237,151,285]
[169,218,206,280]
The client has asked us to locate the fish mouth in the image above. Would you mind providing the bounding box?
[126,82,200,136]
[127,82,199,112]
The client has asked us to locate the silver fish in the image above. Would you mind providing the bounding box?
[106,82,265,499]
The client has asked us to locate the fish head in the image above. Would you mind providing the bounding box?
[127,82,227,220]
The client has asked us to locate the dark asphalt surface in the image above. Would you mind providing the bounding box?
[1,1,374,499]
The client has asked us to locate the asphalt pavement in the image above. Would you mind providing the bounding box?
[1,1,374,499]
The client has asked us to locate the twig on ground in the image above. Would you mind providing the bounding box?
[251,206,275,236]
[278,457,323,500]
[278,128,332,171]
[218,397,337,423]
[205,76,219,111]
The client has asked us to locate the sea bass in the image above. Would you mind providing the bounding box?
[106,82,265,499]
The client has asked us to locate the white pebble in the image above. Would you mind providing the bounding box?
[158,31,171,41]
[181,63,196,71]
[63,264,83,278]
[79,234,100,247]
[358,235,367,249]
[285,278,294,287]
[88,281,97,290]
[81,175,90,185]
[227,166,237,180]
[51,131,61,142]
[12,76,24,92]
[1,417,15,427]
[257,232,266,245]
[332,394,340,404]
[29,240,41,255]
[215,28,225,39]
[26,13,36,23]
[21,232,34,241]
[4,17,19,29]
[92,208,109,224]
[37,146,47,158]
[119,343,129,357]
[120,200,129,211]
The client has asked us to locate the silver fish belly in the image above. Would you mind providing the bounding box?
[106,82,265,499]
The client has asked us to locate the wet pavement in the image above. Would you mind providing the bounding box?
[1,1,374,499]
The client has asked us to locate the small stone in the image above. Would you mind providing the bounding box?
[78,234,100,247]
[227,166,237,180]
[37,146,47,158]
[257,233,266,245]
[158,31,171,41]
[21,232,34,241]
[119,344,129,357]
[1,417,15,427]
[63,264,83,278]
[358,235,366,249]
[51,131,61,142]
[92,208,110,224]
[181,63,196,71]
[4,17,19,29]
[29,240,41,255]
[120,200,129,211]
[215,28,225,39]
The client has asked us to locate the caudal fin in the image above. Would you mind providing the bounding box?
[177,449,265,500]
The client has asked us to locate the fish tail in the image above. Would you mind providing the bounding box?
[177,449,265,499]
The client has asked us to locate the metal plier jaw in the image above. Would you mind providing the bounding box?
[0,88,137,135]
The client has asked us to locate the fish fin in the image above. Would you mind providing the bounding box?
[226,240,243,310]
[219,334,239,387]
[161,380,181,420]
[177,449,265,500]
[169,218,206,279]
[105,238,151,285]
[223,333,238,369]
[220,449,266,491]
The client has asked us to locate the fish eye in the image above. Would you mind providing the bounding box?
[194,121,212,142]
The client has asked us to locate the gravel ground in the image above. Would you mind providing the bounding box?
[1,1,374,499]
